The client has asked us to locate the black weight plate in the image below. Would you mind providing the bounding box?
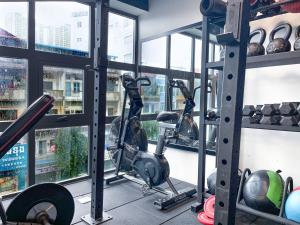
[6,183,74,225]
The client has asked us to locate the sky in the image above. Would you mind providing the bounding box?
[0,2,90,27]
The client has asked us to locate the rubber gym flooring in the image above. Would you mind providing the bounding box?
[2,177,281,225]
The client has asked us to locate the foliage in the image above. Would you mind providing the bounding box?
[54,127,88,180]
[142,121,159,141]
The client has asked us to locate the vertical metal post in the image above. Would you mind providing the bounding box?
[166,35,172,111]
[82,0,112,224]
[191,16,210,212]
[28,0,37,186]
[214,1,250,225]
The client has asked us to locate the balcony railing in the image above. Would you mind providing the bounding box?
[0,89,26,101]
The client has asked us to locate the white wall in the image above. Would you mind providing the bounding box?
[139,0,202,40]
[240,13,300,186]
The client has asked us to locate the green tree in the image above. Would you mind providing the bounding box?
[142,121,159,141]
[55,127,88,180]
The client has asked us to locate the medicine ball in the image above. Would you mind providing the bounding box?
[207,169,217,195]
[285,190,300,222]
[243,170,284,214]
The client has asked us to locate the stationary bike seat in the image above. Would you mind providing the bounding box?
[156,111,179,122]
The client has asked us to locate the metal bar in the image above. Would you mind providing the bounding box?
[88,0,110,222]
[214,1,250,225]
[191,16,210,213]
[166,35,172,111]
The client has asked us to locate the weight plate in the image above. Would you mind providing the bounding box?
[6,183,74,225]
[197,212,214,225]
[204,195,215,219]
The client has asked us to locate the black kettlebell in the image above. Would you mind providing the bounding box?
[294,26,300,51]
[266,23,292,54]
[247,28,266,57]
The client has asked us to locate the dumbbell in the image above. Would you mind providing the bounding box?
[242,105,263,124]
[279,102,300,126]
[260,104,281,125]
[207,109,218,120]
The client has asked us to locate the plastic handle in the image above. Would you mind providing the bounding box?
[249,28,266,45]
[269,23,292,42]
[295,25,300,39]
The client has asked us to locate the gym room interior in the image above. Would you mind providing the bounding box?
[0,0,300,224]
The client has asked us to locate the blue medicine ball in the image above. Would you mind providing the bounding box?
[285,190,300,222]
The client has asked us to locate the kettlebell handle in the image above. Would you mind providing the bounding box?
[269,23,292,42]
[249,28,266,45]
[295,26,300,39]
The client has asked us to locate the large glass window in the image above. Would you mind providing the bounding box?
[108,12,135,63]
[35,126,89,183]
[170,34,192,71]
[104,124,115,171]
[194,78,201,111]
[172,79,189,110]
[43,66,84,115]
[106,69,134,117]
[0,135,28,195]
[141,37,167,68]
[0,57,27,122]
[195,39,202,73]
[142,120,159,141]
[140,73,166,114]
[35,2,90,57]
[0,2,28,49]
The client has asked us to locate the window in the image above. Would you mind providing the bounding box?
[141,37,167,68]
[73,82,80,93]
[172,79,189,110]
[76,38,82,42]
[43,66,84,115]
[106,69,133,116]
[0,57,27,122]
[35,2,90,57]
[0,2,28,49]
[35,126,89,183]
[108,12,135,63]
[195,39,202,73]
[142,120,159,141]
[194,78,201,111]
[140,73,166,114]
[104,124,115,171]
[171,34,192,71]
[0,135,28,195]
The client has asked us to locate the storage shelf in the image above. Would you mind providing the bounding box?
[207,51,300,71]
[243,124,300,132]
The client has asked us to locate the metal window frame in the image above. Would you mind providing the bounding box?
[0,0,139,197]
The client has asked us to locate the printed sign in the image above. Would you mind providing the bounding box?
[0,144,27,172]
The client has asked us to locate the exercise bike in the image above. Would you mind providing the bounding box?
[156,80,217,151]
[0,95,75,225]
[106,75,196,210]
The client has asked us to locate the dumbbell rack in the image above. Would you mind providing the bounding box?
[194,0,300,225]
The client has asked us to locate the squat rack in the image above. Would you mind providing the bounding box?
[194,0,300,225]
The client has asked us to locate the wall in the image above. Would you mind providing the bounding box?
[240,13,300,186]
[139,0,203,40]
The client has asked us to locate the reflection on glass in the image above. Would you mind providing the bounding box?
[108,12,135,63]
[194,78,201,111]
[0,2,28,48]
[142,120,159,141]
[0,57,27,121]
[106,69,134,116]
[172,79,188,110]
[43,66,84,115]
[140,73,166,114]
[35,2,90,57]
[141,37,167,68]
[170,34,192,71]
[0,135,28,195]
[195,39,202,73]
[35,126,88,183]
[105,124,115,171]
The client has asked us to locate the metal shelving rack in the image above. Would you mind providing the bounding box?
[194,0,300,225]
